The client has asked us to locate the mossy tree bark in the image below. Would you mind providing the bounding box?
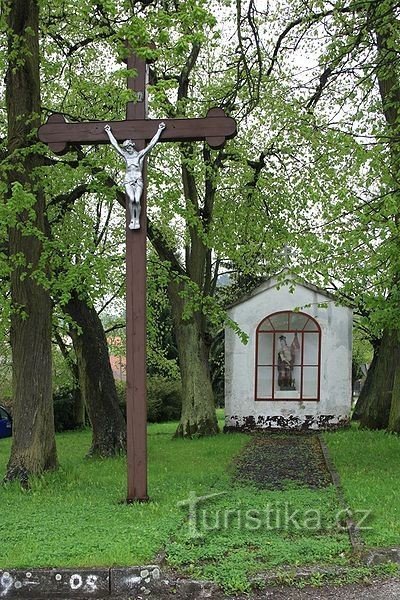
[352,347,378,421]
[66,292,126,456]
[355,330,399,429]
[168,280,219,438]
[4,0,57,484]
[388,367,400,433]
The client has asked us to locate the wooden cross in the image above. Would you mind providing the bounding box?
[38,49,237,503]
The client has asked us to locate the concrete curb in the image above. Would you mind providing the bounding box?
[363,547,400,566]
[0,566,223,599]
[2,560,400,599]
[0,566,163,599]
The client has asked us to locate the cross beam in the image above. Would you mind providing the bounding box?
[38,49,237,503]
[38,108,236,154]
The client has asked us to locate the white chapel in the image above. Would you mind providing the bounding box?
[224,275,353,430]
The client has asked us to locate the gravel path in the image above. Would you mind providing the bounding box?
[246,577,400,599]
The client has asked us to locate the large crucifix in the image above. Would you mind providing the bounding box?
[38,48,237,503]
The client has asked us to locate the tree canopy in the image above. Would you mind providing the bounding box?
[2,0,400,469]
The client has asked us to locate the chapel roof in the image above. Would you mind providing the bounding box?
[226,270,340,310]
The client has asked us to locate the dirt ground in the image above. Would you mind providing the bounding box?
[234,433,332,489]
[82,576,400,599]
[244,577,400,599]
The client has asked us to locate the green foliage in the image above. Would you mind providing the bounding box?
[3,0,400,513]
[52,345,75,392]
[293,563,400,589]
[0,340,12,404]
[209,329,224,407]
[4,0,355,439]
[255,0,400,337]
[146,254,179,379]
[53,386,82,432]
[1,0,397,346]
[352,329,373,382]
[116,376,182,423]
[114,379,126,407]
[147,376,182,422]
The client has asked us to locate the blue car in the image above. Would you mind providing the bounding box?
[0,405,12,439]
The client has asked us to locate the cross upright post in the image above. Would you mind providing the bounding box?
[38,47,237,503]
[125,53,148,502]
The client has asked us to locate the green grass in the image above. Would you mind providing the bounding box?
[0,416,248,570]
[324,426,400,548]
[167,482,349,593]
[5,416,394,593]
[0,417,349,593]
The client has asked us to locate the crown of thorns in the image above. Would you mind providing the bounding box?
[122,139,135,148]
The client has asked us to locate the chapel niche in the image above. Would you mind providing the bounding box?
[255,311,321,401]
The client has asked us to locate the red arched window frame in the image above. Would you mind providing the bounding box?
[255,311,321,401]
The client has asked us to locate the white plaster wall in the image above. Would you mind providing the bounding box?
[225,279,352,429]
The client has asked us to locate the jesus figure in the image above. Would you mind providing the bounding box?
[104,122,166,230]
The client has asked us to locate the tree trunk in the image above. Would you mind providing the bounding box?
[71,387,86,429]
[66,292,126,456]
[356,329,400,430]
[168,281,219,437]
[388,367,400,433]
[4,0,57,484]
[352,348,378,421]
[365,3,400,432]
[55,331,86,429]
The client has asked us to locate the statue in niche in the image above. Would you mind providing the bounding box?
[104,122,166,230]
[277,333,300,391]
